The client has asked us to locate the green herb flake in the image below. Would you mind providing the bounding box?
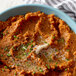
[44,52,48,55]
[55,62,58,67]
[35,67,37,69]
[15,72,17,76]
[55,49,58,52]
[22,47,25,51]
[2,68,4,72]
[66,49,70,52]
[66,59,69,61]
[1,47,3,49]
[15,55,21,59]
[7,53,11,57]
[24,53,27,56]
[28,52,31,55]
[26,43,30,47]
[65,68,67,71]
[1,54,3,57]
[4,66,8,69]
[49,58,52,62]
[61,39,64,42]
[46,64,50,69]
[12,47,15,51]
[30,40,33,43]
[24,46,27,49]
[16,64,20,66]
[1,32,5,36]
[9,65,11,68]
[39,68,43,72]
[30,48,33,51]
[22,45,27,51]
[13,35,19,40]
[27,63,30,66]
[56,62,58,65]
[44,41,47,43]
[53,36,55,39]
[48,43,50,46]
[33,72,35,74]
[31,44,33,47]
[13,35,17,38]
[4,47,9,51]
[6,30,9,34]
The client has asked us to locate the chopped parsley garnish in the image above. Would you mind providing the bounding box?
[49,58,52,62]
[13,35,19,39]
[7,53,11,57]
[2,68,4,72]
[55,62,58,67]
[13,35,16,38]
[30,40,33,43]
[15,72,17,76]
[55,49,58,52]
[44,41,47,43]
[39,68,43,72]
[33,72,35,74]
[15,55,21,59]
[44,52,48,55]
[53,36,55,39]
[12,46,15,51]
[66,59,69,61]
[65,68,67,71]
[6,30,8,34]
[9,65,11,68]
[24,53,27,56]
[1,32,5,36]
[16,47,19,51]
[1,47,3,49]
[3,33,5,36]
[1,54,3,57]
[31,44,33,47]
[4,47,9,51]
[46,64,50,69]
[28,52,31,55]
[66,49,70,52]
[26,43,30,47]
[56,62,58,65]
[22,46,26,51]
[4,66,8,69]
[16,64,20,66]
[24,46,27,49]
[30,48,33,51]
[58,38,64,43]
[61,38,64,42]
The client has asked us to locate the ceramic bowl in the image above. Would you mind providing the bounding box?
[0,4,76,33]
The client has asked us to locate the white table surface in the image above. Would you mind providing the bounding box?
[0,0,46,13]
[0,0,76,22]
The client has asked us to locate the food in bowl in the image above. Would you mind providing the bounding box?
[0,11,76,76]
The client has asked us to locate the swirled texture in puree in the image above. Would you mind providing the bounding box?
[0,11,76,76]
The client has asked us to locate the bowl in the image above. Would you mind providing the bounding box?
[0,4,76,33]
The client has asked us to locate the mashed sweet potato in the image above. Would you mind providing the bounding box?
[0,11,76,76]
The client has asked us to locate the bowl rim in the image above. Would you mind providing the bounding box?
[0,4,76,33]
[0,4,75,23]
